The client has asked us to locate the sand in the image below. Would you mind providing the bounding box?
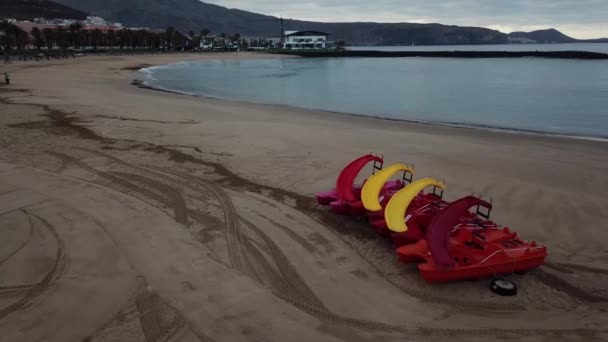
[0,52,607,342]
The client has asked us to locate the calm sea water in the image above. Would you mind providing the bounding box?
[140,55,608,139]
[349,43,608,54]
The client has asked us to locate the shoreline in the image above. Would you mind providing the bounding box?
[136,63,608,143]
[274,49,608,59]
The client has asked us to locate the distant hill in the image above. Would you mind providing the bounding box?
[0,0,87,20]
[581,38,608,43]
[12,0,608,45]
[53,0,508,45]
[508,29,576,43]
[54,0,280,34]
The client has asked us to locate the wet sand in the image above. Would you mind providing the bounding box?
[1,52,607,341]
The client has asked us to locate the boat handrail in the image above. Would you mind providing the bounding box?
[416,203,432,213]
[479,246,545,265]
[372,153,384,174]
[452,223,501,231]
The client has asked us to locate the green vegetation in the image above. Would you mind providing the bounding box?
[0,20,256,62]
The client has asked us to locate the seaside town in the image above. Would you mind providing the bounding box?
[1,14,336,61]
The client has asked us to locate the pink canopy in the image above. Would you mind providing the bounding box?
[426,196,492,267]
[336,154,383,202]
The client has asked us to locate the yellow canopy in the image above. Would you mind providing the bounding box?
[384,178,446,233]
[361,163,415,212]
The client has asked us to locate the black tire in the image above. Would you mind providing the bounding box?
[490,278,518,296]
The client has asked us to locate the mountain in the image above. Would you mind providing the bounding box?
[508,29,576,44]
[0,0,87,20]
[17,0,608,45]
[53,0,280,34]
[52,0,508,45]
[285,22,508,45]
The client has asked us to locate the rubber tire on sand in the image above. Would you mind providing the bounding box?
[490,278,518,296]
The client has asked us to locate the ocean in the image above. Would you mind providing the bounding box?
[140,45,608,139]
[348,43,608,54]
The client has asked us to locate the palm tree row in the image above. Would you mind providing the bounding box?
[2,21,245,56]
[1,21,30,53]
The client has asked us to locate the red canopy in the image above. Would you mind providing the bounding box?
[336,154,382,202]
[426,196,492,267]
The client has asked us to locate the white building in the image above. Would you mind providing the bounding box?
[284,31,328,49]
[85,16,107,25]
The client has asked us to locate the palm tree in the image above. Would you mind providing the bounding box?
[106,30,116,49]
[1,21,18,61]
[117,29,129,50]
[15,27,30,54]
[218,32,226,48]
[54,26,68,53]
[91,29,103,50]
[164,26,175,51]
[159,32,166,50]
[42,27,55,50]
[127,30,136,50]
[79,29,90,49]
[151,32,162,50]
[336,40,346,51]
[68,22,84,48]
[187,30,196,49]
[31,27,44,50]
[172,30,186,51]
[134,29,145,50]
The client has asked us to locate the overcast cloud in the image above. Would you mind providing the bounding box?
[204,0,608,39]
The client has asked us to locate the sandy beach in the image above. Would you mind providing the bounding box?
[1,52,607,341]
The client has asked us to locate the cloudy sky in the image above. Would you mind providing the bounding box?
[204,0,608,39]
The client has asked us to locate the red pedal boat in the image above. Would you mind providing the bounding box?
[397,196,547,283]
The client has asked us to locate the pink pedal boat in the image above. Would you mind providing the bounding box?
[315,154,405,215]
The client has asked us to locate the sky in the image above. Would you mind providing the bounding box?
[203,0,608,39]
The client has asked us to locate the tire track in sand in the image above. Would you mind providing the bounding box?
[161,170,410,333]
[136,288,166,342]
[239,217,327,310]
[546,262,608,276]
[0,212,64,320]
[155,170,388,324]
[158,169,268,283]
[63,148,251,274]
[54,150,606,337]
[0,210,35,267]
[112,171,188,226]
[47,151,188,226]
[64,149,326,300]
[135,286,186,342]
[157,169,319,297]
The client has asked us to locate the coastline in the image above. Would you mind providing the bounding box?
[272,49,608,59]
[1,52,608,341]
[136,61,608,143]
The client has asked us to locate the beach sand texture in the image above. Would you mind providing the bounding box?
[1,53,607,341]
